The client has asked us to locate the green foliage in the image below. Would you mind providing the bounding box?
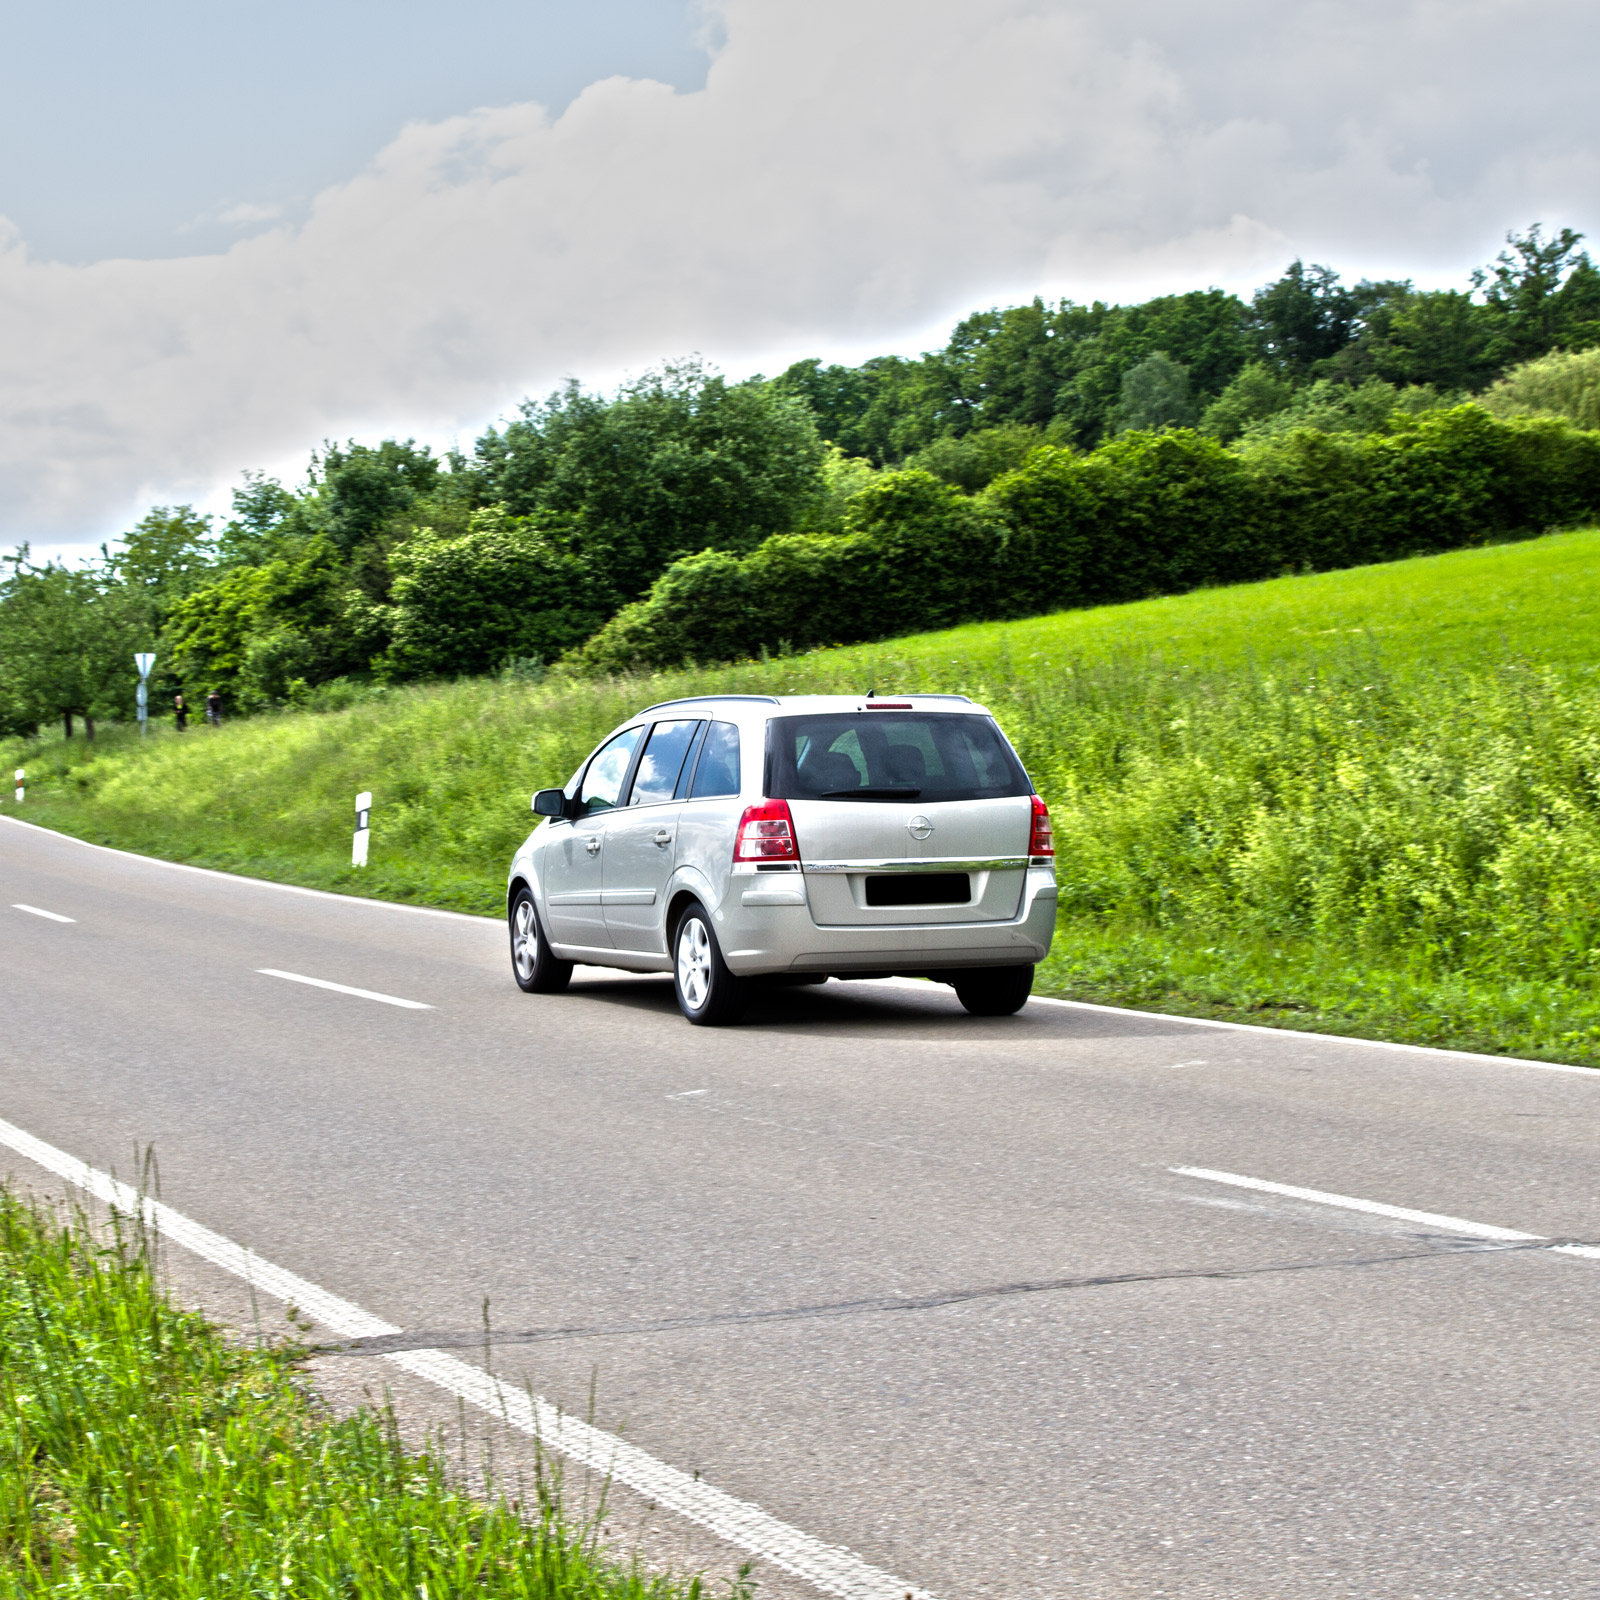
[0,556,154,738]
[571,407,1600,674]
[1481,346,1600,431]
[905,423,1043,492]
[383,508,608,679]
[0,1187,729,1599]
[1473,224,1600,361]
[1198,361,1294,441]
[104,507,218,621]
[1112,352,1195,433]
[477,361,827,603]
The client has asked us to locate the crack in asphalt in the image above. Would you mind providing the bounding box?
[311,1234,1578,1356]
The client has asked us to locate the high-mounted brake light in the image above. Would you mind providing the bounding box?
[735,798,799,862]
[1029,794,1054,858]
[864,702,912,709]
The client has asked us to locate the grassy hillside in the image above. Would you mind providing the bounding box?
[6,527,1600,1066]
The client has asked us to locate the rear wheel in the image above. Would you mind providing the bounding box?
[510,887,573,993]
[952,964,1034,1016]
[673,902,745,1025]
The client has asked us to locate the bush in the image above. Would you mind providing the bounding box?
[566,407,1600,675]
[383,509,609,680]
[1481,346,1600,431]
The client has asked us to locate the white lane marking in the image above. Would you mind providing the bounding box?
[0,1114,934,1600]
[1167,1060,1208,1070]
[1170,1166,1583,1252]
[666,1089,708,1099]
[7,815,1593,1079]
[257,969,432,1010]
[11,903,75,923]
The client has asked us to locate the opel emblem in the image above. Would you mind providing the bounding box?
[907,815,934,840]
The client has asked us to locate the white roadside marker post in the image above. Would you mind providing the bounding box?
[353,791,372,867]
[134,652,156,739]
[12,769,21,804]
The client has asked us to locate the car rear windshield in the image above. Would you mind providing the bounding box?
[767,712,1031,802]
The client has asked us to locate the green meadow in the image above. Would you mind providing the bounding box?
[6,527,1600,1066]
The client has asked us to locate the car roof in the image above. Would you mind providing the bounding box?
[637,693,985,718]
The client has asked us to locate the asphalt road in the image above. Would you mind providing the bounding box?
[3,815,1599,1600]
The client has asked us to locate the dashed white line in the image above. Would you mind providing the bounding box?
[1172,1165,1594,1255]
[256,968,432,1010]
[0,1113,934,1600]
[11,903,75,923]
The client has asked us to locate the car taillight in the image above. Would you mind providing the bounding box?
[1029,794,1054,857]
[735,798,799,862]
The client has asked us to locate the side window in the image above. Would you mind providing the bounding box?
[673,721,710,800]
[578,727,644,815]
[628,720,701,806]
[689,721,740,799]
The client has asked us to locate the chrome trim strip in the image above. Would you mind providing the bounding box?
[801,856,1026,874]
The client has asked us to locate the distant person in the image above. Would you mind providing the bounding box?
[205,689,222,728]
[173,692,189,732]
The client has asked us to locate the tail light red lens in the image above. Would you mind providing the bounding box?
[735,798,799,862]
[1029,794,1054,857]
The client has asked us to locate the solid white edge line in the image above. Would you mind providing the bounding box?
[257,968,432,1010]
[868,976,1594,1076]
[0,1113,935,1600]
[1171,1166,1545,1243]
[7,814,1592,1076]
[11,902,75,923]
[0,814,489,923]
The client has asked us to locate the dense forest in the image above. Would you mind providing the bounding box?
[5,225,1600,735]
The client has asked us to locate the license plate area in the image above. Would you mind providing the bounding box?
[864,872,971,907]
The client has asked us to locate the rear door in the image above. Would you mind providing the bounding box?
[541,725,643,948]
[603,718,702,952]
[772,711,1033,926]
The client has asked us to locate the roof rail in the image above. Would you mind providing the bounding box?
[903,694,973,703]
[638,694,783,714]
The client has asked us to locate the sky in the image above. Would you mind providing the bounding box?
[3,0,1598,563]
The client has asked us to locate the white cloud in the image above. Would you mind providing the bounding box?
[3,0,1597,556]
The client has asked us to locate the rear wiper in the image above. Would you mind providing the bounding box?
[819,787,922,799]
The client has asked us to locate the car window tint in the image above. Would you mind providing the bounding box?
[772,713,1029,801]
[689,721,740,799]
[578,727,644,814]
[628,720,700,806]
[672,720,709,800]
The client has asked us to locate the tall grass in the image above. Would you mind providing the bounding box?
[0,1185,730,1598]
[6,530,1600,1063]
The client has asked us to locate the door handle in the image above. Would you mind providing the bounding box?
[653,829,673,847]
[585,835,602,855]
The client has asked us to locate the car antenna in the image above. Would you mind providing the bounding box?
[866,687,876,697]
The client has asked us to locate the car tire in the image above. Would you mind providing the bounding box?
[510,886,574,994]
[952,964,1034,1016]
[673,901,745,1025]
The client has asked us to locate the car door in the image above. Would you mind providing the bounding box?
[603,718,702,952]
[541,725,644,949]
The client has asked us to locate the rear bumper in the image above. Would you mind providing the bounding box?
[716,864,1058,976]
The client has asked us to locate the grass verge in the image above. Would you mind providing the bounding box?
[0,1183,735,1598]
[4,529,1600,1067]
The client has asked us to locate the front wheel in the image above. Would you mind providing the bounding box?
[673,902,745,1025]
[510,887,573,994]
[952,964,1034,1016]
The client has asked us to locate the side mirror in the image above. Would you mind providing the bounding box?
[532,788,568,818]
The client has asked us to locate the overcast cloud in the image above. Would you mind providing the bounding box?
[3,0,1597,556]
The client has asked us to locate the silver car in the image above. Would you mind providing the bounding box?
[506,694,1057,1024]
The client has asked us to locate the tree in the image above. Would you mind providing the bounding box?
[0,554,153,738]
[105,505,218,621]
[1480,347,1600,430]
[1250,261,1362,376]
[476,361,827,601]
[1114,353,1196,433]
[1199,362,1294,441]
[1474,225,1600,361]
